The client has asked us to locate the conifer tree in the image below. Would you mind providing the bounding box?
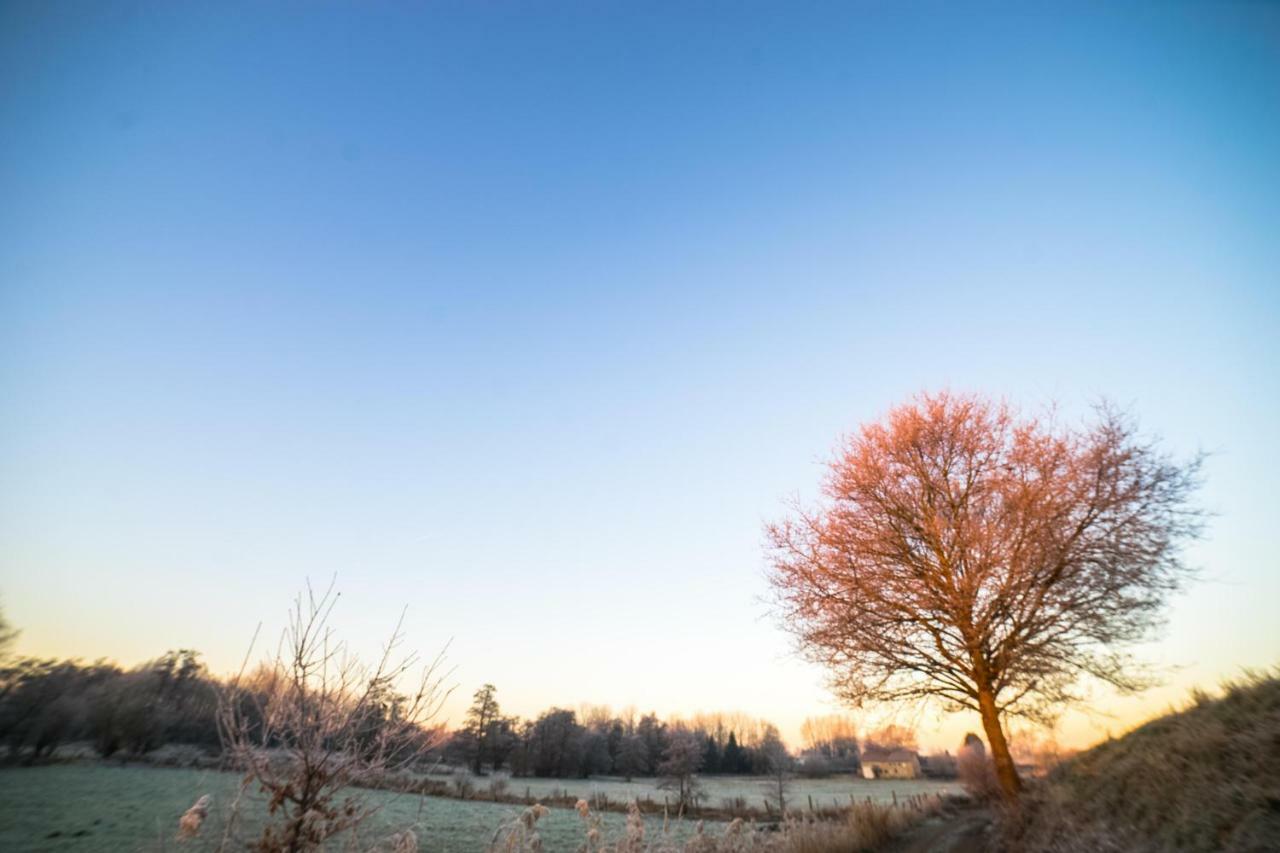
[723,731,743,774]
[702,734,721,774]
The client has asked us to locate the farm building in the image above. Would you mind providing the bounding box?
[860,747,921,779]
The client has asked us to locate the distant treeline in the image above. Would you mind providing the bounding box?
[0,653,955,781]
[438,684,948,781]
[0,654,809,778]
[443,686,789,780]
[0,650,434,763]
[0,651,219,760]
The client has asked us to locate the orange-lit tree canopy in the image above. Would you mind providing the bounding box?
[766,392,1202,797]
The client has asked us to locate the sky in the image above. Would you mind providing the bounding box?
[1,2,1278,752]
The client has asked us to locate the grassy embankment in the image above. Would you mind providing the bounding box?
[1005,671,1280,852]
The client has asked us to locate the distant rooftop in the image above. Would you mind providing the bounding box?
[861,747,918,763]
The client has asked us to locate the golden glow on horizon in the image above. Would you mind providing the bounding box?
[8,611,1262,756]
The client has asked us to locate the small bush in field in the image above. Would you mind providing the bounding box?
[796,757,832,779]
[453,775,476,799]
[957,746,1001,802]
[389,829,418,852]
[218,582,450,852]
[176,794,210,840]
[489,803,550,852]
[488,797,937,852]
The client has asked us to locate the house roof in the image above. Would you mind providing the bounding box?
[861,747,918,764]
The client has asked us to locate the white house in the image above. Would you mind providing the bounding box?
[860,747,921,779]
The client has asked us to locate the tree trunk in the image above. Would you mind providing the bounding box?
[976,686,1021,799]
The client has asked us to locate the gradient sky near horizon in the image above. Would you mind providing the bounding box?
[2,2,1278,751]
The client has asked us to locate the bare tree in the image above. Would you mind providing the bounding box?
[218,581,451,852]
[465,684,501,774]
[656,728,703,812]
[757,726,792,815]
[797,715,859,776]
[0,603,18,662]
[862,724,918,752]
[798,714,859,754]
[767,392,1202,798]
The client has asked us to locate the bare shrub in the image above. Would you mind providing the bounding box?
[772,804,931,853]
[218,581,451,852]
[758,727,793,815]
[452,774,476,799]
[957,746,1001,801]
[510,797,939,853]
[623,802,649,852]
[488,803,550,852]
[657,729,704,811]
[388,829,419,853]
[176,794,211,841]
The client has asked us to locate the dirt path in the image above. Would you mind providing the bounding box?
[881,805,995,853]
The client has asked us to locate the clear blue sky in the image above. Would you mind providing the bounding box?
[2,2,1277,748]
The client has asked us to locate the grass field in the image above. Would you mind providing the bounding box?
[0,764,959,852]
[435,769,960,812]
[0,765,707,852]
